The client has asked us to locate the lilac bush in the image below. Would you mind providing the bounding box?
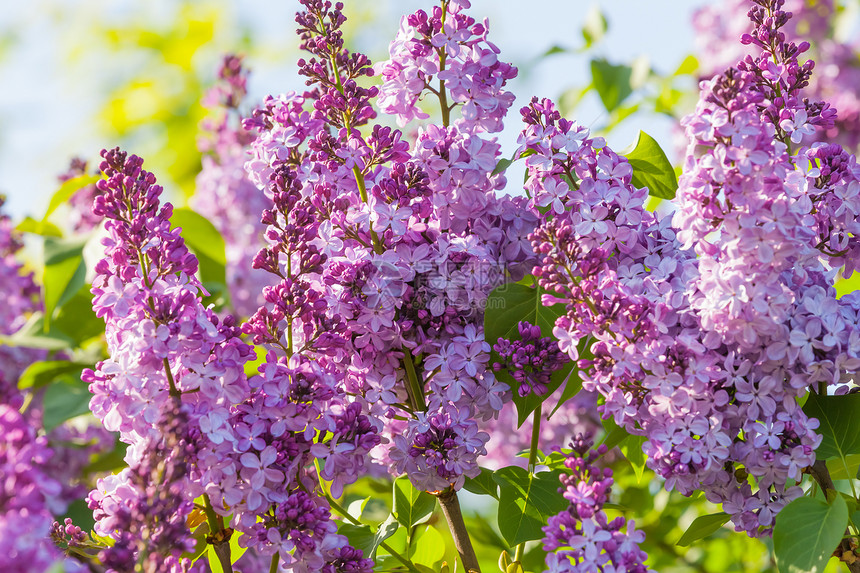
[1,1,859,572]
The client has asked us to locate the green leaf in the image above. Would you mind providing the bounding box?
[43,235,89,329]
[18,360,89,391]
[51,285,104,345]
[492,157,513,176]
[42,377,92,430]
[84,440,128,474]
[673,54,699,76]
[773,494,848,573]
[170,207,227,266]
[0,313,74,350]
[169,208,228,301]
[409,526,445,567]
[676,512,730,547]
[339,523,376,557]
[16,216,63,237]
[581,6,608,49]
[803,393,860,480]
[599,417,631,451]
[493,466,568,546]
[347,497,370,522]
[371,515,400,558]
[622,131,678,200]
[827,454,860,480]
[463,467,499,499]
[393,476,436,528]
[483,282,572,426]
[619,434,647,482]
[590,58,633,113]
[44,174,101,220]
[542,45,567,57]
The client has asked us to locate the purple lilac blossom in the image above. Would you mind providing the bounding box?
[493,320,569,397]
[542,435,652,573]
[192,54,275,318]
[242,0,530,508]
[0,196,44,393]
[529,0,860,538]
[0,405,70,573]
[692,0,860,151]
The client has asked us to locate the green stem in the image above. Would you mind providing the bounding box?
[269,553,280,573]
[162,357,180,400]
[319,477,421,573]
[202,494,233,573]
[438,1,451,127]
[512,406,544,567]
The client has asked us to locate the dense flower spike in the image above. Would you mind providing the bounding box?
[85,147,258,562]
[9,0,858,570]
[543,435,651,573]
[193,54,274,317]
[241,0,532,506]
[0,405,67,572]
[89,403,201,572]
[692,0,860,150]
[529,1,860,539]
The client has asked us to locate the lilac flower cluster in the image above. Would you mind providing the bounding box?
[82,147,254,557]
[88,403,202,573]
[493,320,569,397]
[192,54,274,317]
[692,0,860,150]
[375,0,516,133]
[0,405,68,572]
[528,1,860,538]
[543,435,651,573]
[241,0,532,503]
[84,144,376,571]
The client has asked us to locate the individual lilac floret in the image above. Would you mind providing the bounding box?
[493,320,569,397]
[543,434,652,573]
